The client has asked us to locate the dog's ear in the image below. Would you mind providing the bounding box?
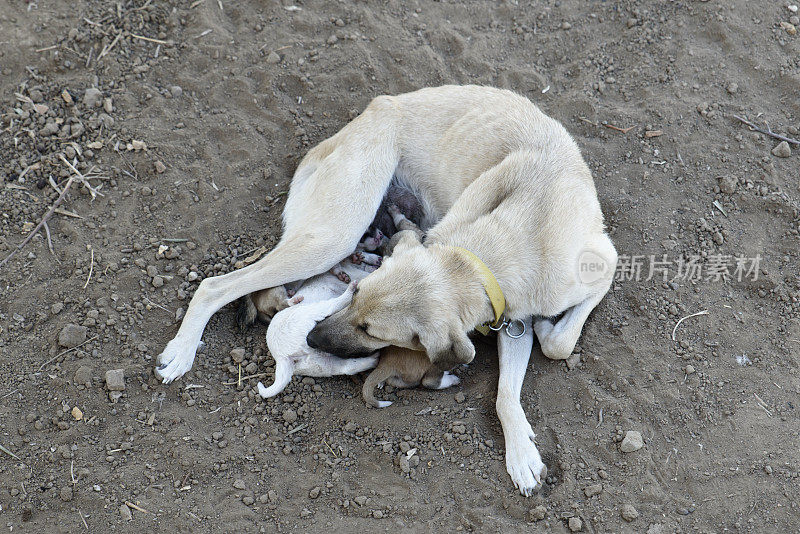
[420,327,475,370]
[390,230,421,256]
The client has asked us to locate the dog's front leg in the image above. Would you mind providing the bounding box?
[496,316,547,496]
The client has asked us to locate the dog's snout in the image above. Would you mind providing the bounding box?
[306,327,323,350]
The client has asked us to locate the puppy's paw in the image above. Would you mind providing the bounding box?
[330,266,351,283]
[359,252,382,267]
[505,432,547,497]
[439,372,461,389]
[350,252,364,264]
[287,295,304,306]
[387,204,401,217]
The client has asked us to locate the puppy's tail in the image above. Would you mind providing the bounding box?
[362,366,394,408]
[236,294,258,331]
[257,356,295,398]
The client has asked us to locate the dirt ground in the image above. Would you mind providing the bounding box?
[1,0,799,532]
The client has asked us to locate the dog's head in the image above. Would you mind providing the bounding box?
[307,232,475,369]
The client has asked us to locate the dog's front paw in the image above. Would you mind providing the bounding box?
[505,431,547,497]
[155,338,198,384]
[350,252,364,264]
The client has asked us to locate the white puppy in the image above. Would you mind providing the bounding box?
[257,261,378,398]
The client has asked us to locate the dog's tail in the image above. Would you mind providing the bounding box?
[236,295,258,331]
[362,366,394,408]
[257,356,295,398]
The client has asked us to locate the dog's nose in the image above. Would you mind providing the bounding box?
[306,328,323,350]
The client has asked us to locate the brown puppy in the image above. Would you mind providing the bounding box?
[362,346,460,408]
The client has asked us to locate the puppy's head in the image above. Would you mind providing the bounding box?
[359,228,385,252]
[252,286,291,322]
[307,232,475,367]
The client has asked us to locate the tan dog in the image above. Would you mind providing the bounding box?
[155,85,617,497]
[362,346,459,408]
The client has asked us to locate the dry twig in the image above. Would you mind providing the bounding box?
[58,154,104,199]
[38,335,99,371]
[125,501,149,514]
[0,173,78,270]
[222,372,267,385]
[82,247,94,289]
[603,123,635,134]
[732,115,800,146]
[129,32,172,45]
[0,443,20,460]
[671,310,709,341]
[43,221,55,255]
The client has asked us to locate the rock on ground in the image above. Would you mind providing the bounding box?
[58,324,87,348]
[620,431,644,452]
[105,369,125,391]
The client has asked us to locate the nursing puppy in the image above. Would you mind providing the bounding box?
[362,346,460,408]
[259,206,419,398]
[257,262,378,399]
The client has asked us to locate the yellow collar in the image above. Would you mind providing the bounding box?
[451,247,506,335]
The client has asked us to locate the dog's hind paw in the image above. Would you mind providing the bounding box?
[155,338,198,384]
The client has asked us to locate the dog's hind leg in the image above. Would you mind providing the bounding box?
[156,97,401,383]
[534,288,607,360]
[534,235,616,360]
[495,316,547,496]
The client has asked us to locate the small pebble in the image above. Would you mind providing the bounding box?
[105,369,125,391]
[266,51,281,64]
[83,87,102,108]
[772,141,791,158]
[620,503,639,522]
[620,430,643,453]
[283,408,298,423]
[584,483,602,497]
[568,516,582,532]
[169,85,183,98]
[309,486,321,499]
[528,504,547,521]
[154,160,167,174]
[119,504,133,521]
[454,391,465,403]
[230,348,245,363]
[58,324,87,348]
[233,479,246,490]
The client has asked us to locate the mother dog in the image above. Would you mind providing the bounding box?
[155,85,617,496]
